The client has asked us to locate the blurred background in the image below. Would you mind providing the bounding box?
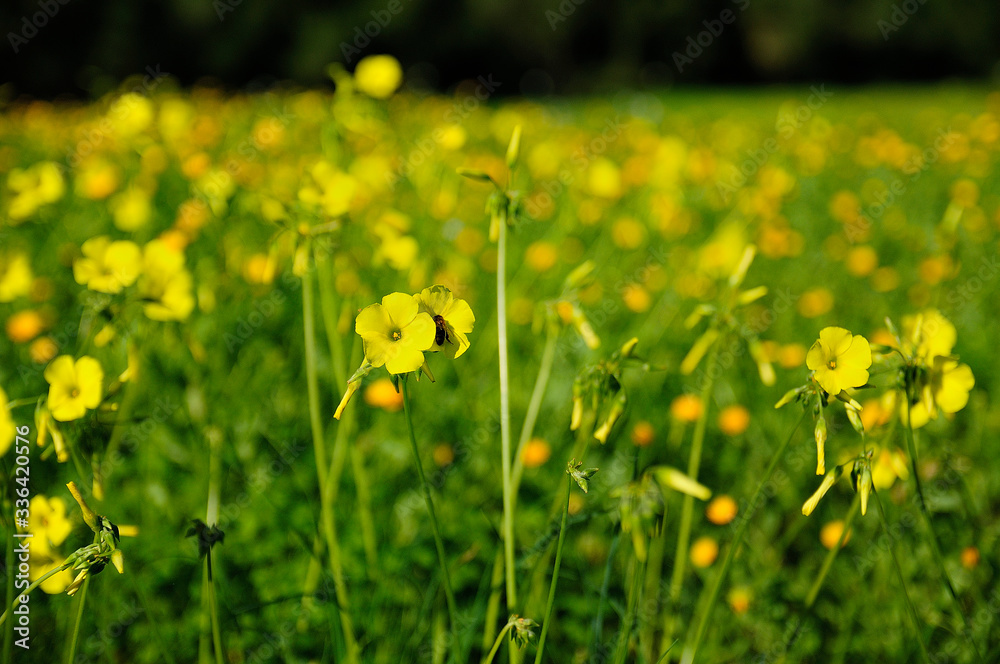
[3,0,999,99]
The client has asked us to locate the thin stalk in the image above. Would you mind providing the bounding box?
[64,576,90,664]
[483,622,515,664]
[873,489,930,663]
[301,262,359,662]
[206,554,225,664]
[614,555,645,664]
[0,560,73,626]
[668,341,721,605]
[779,494,861,664]
[401,377,462,664]
[510,323,559,503]
[481,549,505,653]
[497,210,516,619]
[534,475,572,664]
[681,411,805,664]
[805,494,860,608]
[641,511,669,661]
[903,389,983,662]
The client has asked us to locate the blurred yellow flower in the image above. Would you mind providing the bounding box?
[356,292,435,374]
[354,55,403,99]
[6,309,46,343]
[0,252,33,302]
[414,285,475,359]
[901,309,955,361]
[727,586,752,614]
[363,378,404,412]
[690,536,719,568]
[587,158,622,199]
[0,386,14,457]
[907,357,975,428]
[521,438,551,468]
[820,519,851,549]
[797,288,834,318]
[630,421,655,447]
[138,240,195,321]
[110,187,153,231]
[705,495,738,525]
[670,394,703,423]
[525,241,559,272]
[29,556,74,594]
[806,327,872,396]
[7,162,65,221]
[871,446,909,490]
[109,93,154,137]
[73,236,142,294]
[26,495,73,558]
[29,336,59,364]
[44,355,103,422]
[718,404,750,436]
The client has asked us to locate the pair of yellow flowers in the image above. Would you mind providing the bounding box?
[356,285,475,375]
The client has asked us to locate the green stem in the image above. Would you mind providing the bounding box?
[401,377,462,664]
[497,209,516,619]
[778,494,861,664]
[805,493,860,608]
[681,411,805,664]
[483,623,514,664]
[614,555,645,664]
[534,475,572,664]
[206,554,225,664]
[481,549,505,653]
[301,262,359,663]
[65,576,90,664]
[873,489,930,663]
[668,340,721,606]
[510,323,559,504]
[0,560,74,626]
[903,389,984,662]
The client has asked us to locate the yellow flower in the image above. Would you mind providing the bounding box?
[73,236,142,294]
[138,240,195,321]
[354,55,403,99]
[26,496,73,558]
[110,187,153,231]
[44,355,103,422]
[29,555,74,594]
[806,327,872,396]
[356,292,435,374]
[906,356,975,428]
[0,386,15,456]
[414,285,475,359]
[901,309,956,361]
[0,252,33,302]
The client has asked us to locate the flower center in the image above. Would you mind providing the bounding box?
[828,360,837,369]
[391,330,402,341]
[70,387,80,398]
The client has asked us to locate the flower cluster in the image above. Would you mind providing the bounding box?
[73,236,195,322]
[336,285,474,419]
[893,309,974,428]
